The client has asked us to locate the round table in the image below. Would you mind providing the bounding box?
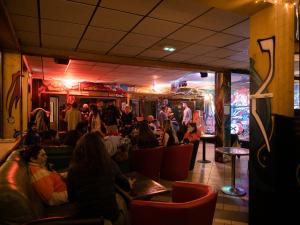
[197,134,215,163]
[215,147,249,196]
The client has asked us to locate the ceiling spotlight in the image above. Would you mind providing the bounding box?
[163,46,176,52]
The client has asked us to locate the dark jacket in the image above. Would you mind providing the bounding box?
[67,160,130,221]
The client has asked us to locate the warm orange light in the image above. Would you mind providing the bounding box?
[62,79,78,88]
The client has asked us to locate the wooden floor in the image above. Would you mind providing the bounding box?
[157,143,249,225]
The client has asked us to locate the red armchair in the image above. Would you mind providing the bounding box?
[131,146,164,181]
[160,144,193,180]
[130,182,218,225]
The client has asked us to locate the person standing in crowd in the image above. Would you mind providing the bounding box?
[81,103,90,122]
[96,99,104,119]
[67,132,133,225]
[89,104,105,135]
[120,105,133,136]
[167,107,179,132]
[30,107,50,132]
[23,145,68,206]
[157,106,167,129]
[179,102,192,141]
[103,100,121,134]
[65,102,81,131]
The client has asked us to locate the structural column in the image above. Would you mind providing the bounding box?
[1,52,29,138]
[249,2,296,224]
[215,71,231,163]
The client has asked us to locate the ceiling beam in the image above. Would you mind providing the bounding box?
[22,46,229,72]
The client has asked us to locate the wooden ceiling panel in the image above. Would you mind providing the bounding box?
[204,48,238,58]
[41,34,78,50]
[184,55,218,64]
[150,39,191,52]
[168,25,215,43]
[227,51,249,62]
[132,17,182,37]
[41,19,86,38]
[5,0,37,17]
[199,33,245,47]
[100,0,159,15]
[225,39,249,51]
[189,8,247,31]
[149,0,211,24]
[209,58,237,67]
[118,33,162,48]
[223,19,249,38]
[179,44,217,55]
[84,26,126,43]
[78,40,114,53]
[138,49,171,59]
[11,15,39,33]
[70,0,98,5]
[40,0,95,24]
[109,45,144,56]
[162,52,196,62]
[91,7,142,31]
[17,31,39,46]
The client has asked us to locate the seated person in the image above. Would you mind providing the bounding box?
[67,132,134,225]
[162,119,179,147]
[135,120,159,149]
[25,121,41,146]
[146,115,158,133]
[22,145,68,206]
[183,123,201,144]
[63,121,88,147]
[40,129,60,146]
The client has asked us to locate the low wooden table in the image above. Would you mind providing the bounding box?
[116,171,169,201]
[215,147,249,196]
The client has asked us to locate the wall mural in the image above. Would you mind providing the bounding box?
[250,34,300,224]
[250,36,275,153]
[6,71,24,124]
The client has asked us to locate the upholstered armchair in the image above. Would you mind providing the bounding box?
[160,144,193,180]
[130,182,218,225]
[131,146,164,181]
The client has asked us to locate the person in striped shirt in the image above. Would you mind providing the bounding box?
[23,145,68,206]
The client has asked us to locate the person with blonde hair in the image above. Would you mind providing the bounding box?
[162,119,179,147]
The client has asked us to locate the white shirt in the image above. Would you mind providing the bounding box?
[182,107,192,125]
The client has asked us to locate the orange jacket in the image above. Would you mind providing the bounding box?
[28,163,68,206]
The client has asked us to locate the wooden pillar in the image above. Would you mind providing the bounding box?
[1,52,30,138]
[249,2,296,224]
[215,71,231,162]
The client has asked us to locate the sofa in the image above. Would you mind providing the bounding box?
[131,146,164,181]
[130,181,218,225]
[0,150,103,225]
[160,144,193,181]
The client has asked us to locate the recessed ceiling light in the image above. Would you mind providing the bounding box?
[163,46,176,52]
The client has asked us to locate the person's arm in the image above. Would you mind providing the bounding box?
[111,160,131,191]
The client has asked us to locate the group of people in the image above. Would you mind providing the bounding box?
[22,100,203,224]
[23,132,134,225]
